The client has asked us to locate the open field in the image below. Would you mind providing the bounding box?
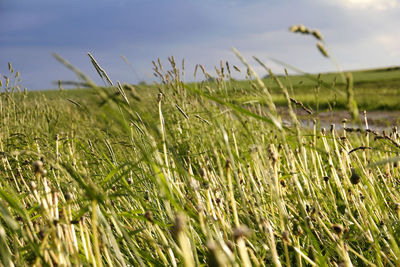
[0,61,400,266]
[29,65,400,113]
[219,66,400,111]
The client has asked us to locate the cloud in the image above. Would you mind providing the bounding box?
[322,0,399,10]
[375,34,400,57]
[1,0,400,89]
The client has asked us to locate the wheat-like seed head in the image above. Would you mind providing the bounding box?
[316,42,329,57]
[312,29,323,41]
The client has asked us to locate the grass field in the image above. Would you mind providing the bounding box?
[31,65,400,112]
[213,66,400,111]
[0,59,400,266]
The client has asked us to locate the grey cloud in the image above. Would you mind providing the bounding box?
[1,0,399,89]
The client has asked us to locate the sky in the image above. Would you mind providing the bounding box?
[0,0,399,90]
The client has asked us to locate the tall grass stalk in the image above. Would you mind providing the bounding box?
[0,53,399,266]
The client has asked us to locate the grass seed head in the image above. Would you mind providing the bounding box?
[317,42,329,57]
[281,230,290,242]
[299,24,310,34]
[233,225,251,241]
[289,25,299,32]
[65,192,72,201]
[40,169,47,177]
[225,159,231,170]
[350,168,361,185]
[331,224,344,235]
[312,29,323,40]
[199,167,206,178]
[290,24,311,34]
[195,204,204,213]
[225,61,231,75]
[33,160,43,174]
[38,230,45,240]
[157,92,163,103]
[172,213,185,237]
[144,211,153,223]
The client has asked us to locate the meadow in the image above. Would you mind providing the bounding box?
[1,53,400,267]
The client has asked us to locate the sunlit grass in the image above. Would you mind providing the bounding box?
[0,55,400,267]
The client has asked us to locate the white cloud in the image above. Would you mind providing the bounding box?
[328,0,399,10]
[376,34,400,56]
